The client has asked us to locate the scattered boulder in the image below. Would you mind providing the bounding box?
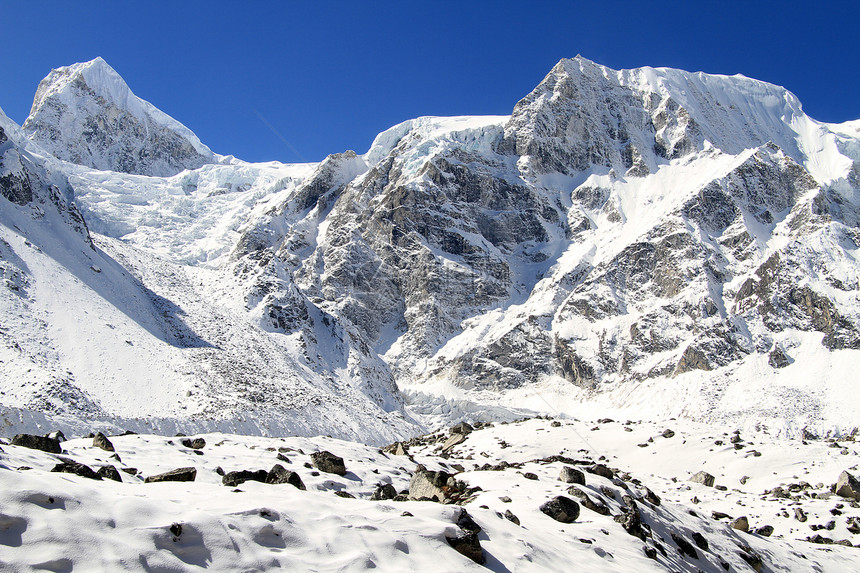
[181,437,206,449]
[450,422,474,435]
[586,464,614,480]
[794,507,808,522]
[222,469,268,487]
[662,429,675,438]
[265,464,306,490]
[51,458,101,480]
[522,472,538,481]
[93,432,115,452]
[455,509,481,533]
[408,467,451,502]
[334,491,355,499]
[738,545,764,572]
[558,466,585,485]
[11,434,61,453]
[835,471,860,500]
[504,509,520,525]
[567,486,610,515]
[614,500,645,540]
[846,517,860,534]
[445,531,484,565]
[731,516,750,532]
[441,433,467,453]
[671,533,699,559]
[540,496,580,523]
[96,465,123,482]
[311,451,347,476]
[46,430,66,442]
[689,471,715,487]
[370,483,397,500]
[144,467,197,483]
[691,532,709,551]
[382,442,409,456]
[754,525,774,537]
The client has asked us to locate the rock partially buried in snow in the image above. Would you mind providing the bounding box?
[689,471,716,487]
[586,464,614,480]
[382,442,409,456]
[540,496,580,523]
[441,433,467,453]
[265,464,306,490]
[144,467,197,483]
[370,483,397,500]
[558,466,585,484]
[450,422,474,436]
[93,432,115,452]
[311,451,347,476]
[731,516,750,532]
[445,530,485,565]
[408,467,451,502]
[222,469,268,487]
[835,471,860,500]
[11,434,61,454]
[181,437,206,450]
[96,465,122,482]
[51,458,101,480]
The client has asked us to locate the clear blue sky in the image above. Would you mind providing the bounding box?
[1,1,858,163]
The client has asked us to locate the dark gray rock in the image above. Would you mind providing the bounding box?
[671,533,699,559]
[794,507,808,522]
[334,491,355,499]
[96,464,122,482]
[311,451,347,476]
[222,469,268,487]
[691,531,709,550]
[51,458,101,480]
[450,422,474,435]
[567,486,610,515]
[265,464,306,490]
[93,432,115,452]
[586,464,614,480]
[614,499,645,540]
[11,434,61,453]
[370,483,397,500]
[754,525,774,537]
[559,466,585,484]
[504,509,520,525]
[445,530,485,564]
[144,467,197,483]
[540,496,580,523]
[455,509,481,533]
[181,437,206,449]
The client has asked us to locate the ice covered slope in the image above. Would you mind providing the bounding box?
[23,57,216,177]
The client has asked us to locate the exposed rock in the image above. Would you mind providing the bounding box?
[691,531,709,551]
[51,458,101,480]
[522,472,538,481]
[181,438,206,449]
[586,464,614,480]
[334,491,355,499]
[671,533,699,559]
[794,507,808,522]
[689,471,715,487]
[10,434,61,454]
[222,469,268,487]
[738,545,764,572]
[835,471,860,500]
[370,483,397,500]
[382,442,409,456]
[754,525,774,537]
[450,422,474,435]
[441,433,467,453]
[558,466,585,484]
[311,451,347,476]
[96,465,122,482]
[144,467,197,483]
[731,516,750,532]
[445,531,485,565]
[93,432,115,452]
[614,500,645,540]
[768,347,791,368]
[408,468,451,502]
[540,496,580,523]
[567,486,610,515]
[662,429,675,438]
[504,509,520,525]
[455,509,482,534]
[265,464,306,490]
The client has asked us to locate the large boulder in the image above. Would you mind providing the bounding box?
[222,469,268,487]
[266,464,306,490]
[11,434,61,453]
[51,458,101,480]
[408,467,452,502]
[558,466,585,484]
[311,451,347,476]
[835,471,860,500]
[539,496,580,523]
[144,467,197,483]
[93,432,115,452]
[689,471,716,487]
[445,531,484,564]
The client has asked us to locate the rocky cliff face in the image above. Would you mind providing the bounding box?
[23,57,215,177]
[1,57,859,439]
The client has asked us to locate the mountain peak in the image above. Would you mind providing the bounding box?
[23,57,214,177]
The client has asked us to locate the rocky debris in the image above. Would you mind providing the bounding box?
[558,466,585,484]
[370,484,397,500]
[311,451,347,476]
[835,471,860,500]
[10,434,61,453]
[738,545,764,572]
[522,472,538,481]
[455,509,481,534]
[181,438,206,450]
[540,496,580,523]
[711,510,732,520]
[671,532,699,559]
[755,525,774,537]
[614,498,645,540]
[222,469,268,487]
[96,465,122,482]
[265,464,306,490]
[731,516,750,532]
[662,429,675,438]
[586,464,614,480]
[407,467,477,503]
[93,432,115,452]
[691,532,708,551]
[334,491,355,499]
[689,471,715,487]
[51,458,101,480]
[450,422,474,435]
[381,442,409,456]
[46,431,66,442]
[445,531,485,565]
[144,467,197,483]
[503,509,520,525]
[169,523,182,539]
[641,487,661,507]
[441,433,467,453]
[567,486,610,515]
[794,507,808,522]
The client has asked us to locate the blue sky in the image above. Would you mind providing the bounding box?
[1,1,858,163]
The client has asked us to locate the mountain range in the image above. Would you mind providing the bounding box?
[1,56,858,443]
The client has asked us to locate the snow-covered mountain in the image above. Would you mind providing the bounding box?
[2,56,859,442]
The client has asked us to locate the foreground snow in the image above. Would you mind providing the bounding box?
[1,417,857,571]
